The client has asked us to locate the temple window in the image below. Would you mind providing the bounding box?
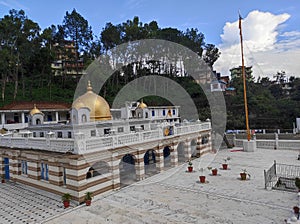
[47,114,52,121]
[40,162,49,181]
[82,114,87,123]
[21,160,28,175]
[63,167,67,185]
[14,113,19,123]
[104,128,110,135]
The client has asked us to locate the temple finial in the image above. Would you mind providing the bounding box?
[87,80,92,91]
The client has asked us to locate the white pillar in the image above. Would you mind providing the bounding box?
[233,134,236,146]
[156,146,164,172]
[111,153,121,190]
[184,140,191,160]
[171,144,178,166]
[21,112,25,124]
[55,112,59,122]
[243,140,256,152]
[1,113,5,125]
[135,158,145,181]
[275,133,279,149]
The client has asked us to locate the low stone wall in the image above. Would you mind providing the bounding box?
[225,133,300,150]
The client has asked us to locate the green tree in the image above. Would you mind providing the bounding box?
[100,22,123,52]
[0,9,40,101]
[62,9,93,77]
[62,9,93,53]
[203,44,221,67]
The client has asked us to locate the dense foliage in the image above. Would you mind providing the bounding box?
[226,74,300,131]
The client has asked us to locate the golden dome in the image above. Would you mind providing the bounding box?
[138,100,147,109]
[72,81,112,121]
[30,104,42,116]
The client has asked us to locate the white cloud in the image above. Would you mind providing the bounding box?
[125,0,145,10]
[0,0,29,12]
[214,10,300,79]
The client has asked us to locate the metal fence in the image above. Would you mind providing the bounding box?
[264,160,300,192]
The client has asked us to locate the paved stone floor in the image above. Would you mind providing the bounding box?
[0,181,76,224]
[44,148,299,224]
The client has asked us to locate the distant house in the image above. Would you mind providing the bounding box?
[210,80,227,92]
[210,72,235,94]
[281,82,293,95]
[230,66,253,80]
[225,87,236,96]
[0,101,71,130]
[51,40,87,77]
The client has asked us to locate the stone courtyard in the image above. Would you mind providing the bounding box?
[1,147,299,224]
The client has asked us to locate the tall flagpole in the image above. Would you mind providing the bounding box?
[239,14,251,141]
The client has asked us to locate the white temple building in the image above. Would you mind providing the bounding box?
[0,81,212,204]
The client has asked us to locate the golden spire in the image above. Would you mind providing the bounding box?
[87,80,93,92]
[30,104,42,115]
[138,99,147,109]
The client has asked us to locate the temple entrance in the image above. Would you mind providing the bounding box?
[119,154,136,187]
[163,146,171,169]
[144,149,157,177]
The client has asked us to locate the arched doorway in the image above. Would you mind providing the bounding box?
[163,146,171,169]
[202,134,209,144]
[177,142,185,164]
[119,154,136,187]
[86,161,109,179]
[144,149,157,177]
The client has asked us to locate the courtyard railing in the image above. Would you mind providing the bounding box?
[228,133,300,150]
[0,121,211,154]
[264,160,300,192]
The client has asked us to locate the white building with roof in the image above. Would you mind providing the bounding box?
[0,81,212,204]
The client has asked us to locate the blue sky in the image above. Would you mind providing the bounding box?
[1,0,300,78]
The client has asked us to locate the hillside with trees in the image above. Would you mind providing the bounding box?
[0,9,299,131]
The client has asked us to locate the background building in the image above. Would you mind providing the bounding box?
[51,40,86,77]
